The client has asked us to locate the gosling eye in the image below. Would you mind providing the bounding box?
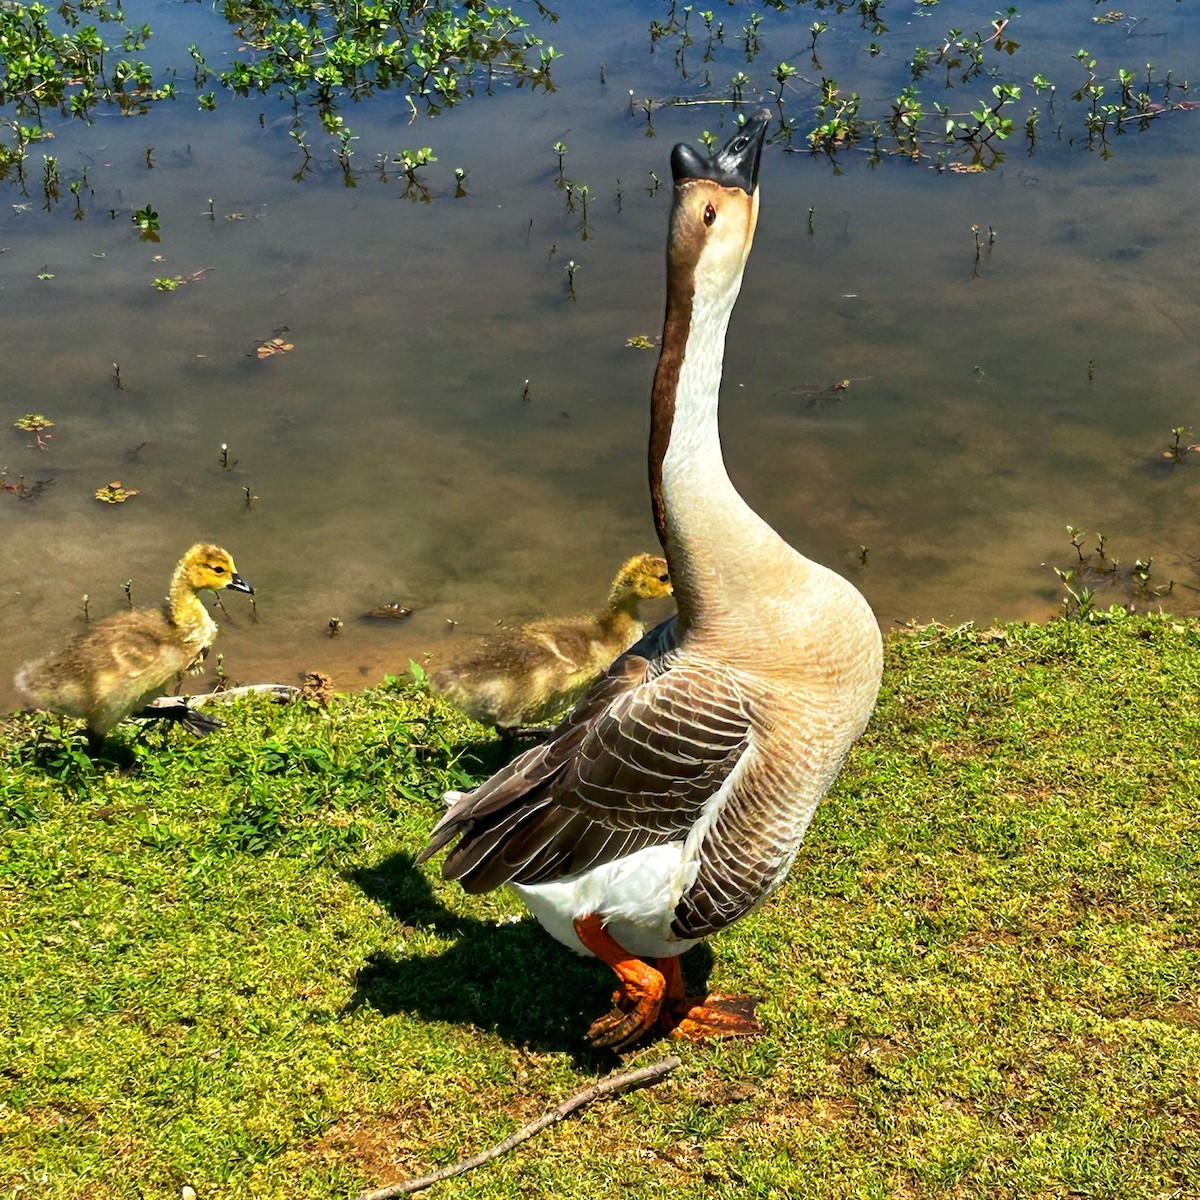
[211,565,226,575]
[658,574,670,583]
[703,203,717,227]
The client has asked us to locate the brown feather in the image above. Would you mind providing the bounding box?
[422,641,754,892]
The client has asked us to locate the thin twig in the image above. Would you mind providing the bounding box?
[141,684,299,710]
[354,1056,682,1200]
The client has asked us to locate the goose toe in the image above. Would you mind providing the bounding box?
[586,973,667,1050]
[662,993,764,1041]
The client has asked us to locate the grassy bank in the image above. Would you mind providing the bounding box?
[2,615,1198,1200]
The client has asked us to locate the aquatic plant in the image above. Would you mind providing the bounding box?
[131,203,159,241]
[0,0,558,176]
[646,2,1194,172]
[1048,527,1174,621]
[14,413,53,450]
[393,146,436,200]
[94,481,139,504]
[968,223,997,276]
[1163,426,1199,465]
[1,470,51,500]
[2,2,1187,181]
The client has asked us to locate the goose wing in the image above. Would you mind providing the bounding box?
[23,614,185,709]
[420,640,754,896]
[93,606,195,663]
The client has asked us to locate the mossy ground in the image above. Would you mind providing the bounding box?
[2,616,1198,1199]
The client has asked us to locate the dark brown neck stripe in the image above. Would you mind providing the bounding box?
[649,233,699,551]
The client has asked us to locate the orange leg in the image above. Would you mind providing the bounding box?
[656,955,764,1042]
[573,915,667,1050]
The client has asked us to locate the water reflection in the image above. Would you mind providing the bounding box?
[3,3,1199,709]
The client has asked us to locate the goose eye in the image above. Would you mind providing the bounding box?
[658,574,669,583]
[703,203,717,227]
[212,565,226,574]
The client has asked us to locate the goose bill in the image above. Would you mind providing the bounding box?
[670,109,770,194]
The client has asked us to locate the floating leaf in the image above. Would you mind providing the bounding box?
[256,337,295,359]
[15,413,53,449]
[95,481,140,504]
[15,414,53,433]
[625,334,658,349]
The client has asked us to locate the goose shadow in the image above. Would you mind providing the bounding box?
[346,851,714,1064]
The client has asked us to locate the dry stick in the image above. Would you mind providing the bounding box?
[142,684,299,710]
[354,1056,682,1200]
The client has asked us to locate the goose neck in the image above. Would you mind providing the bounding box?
[650,287,768,625]
[168,566,217,642]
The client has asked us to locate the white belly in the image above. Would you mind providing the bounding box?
[512,842,703,960]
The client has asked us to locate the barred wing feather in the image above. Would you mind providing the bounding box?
[421,643,754,898]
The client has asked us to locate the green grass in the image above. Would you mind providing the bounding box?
[2,615,1199,1199]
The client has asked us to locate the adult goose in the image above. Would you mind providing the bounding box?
[15,543,254,750]
[421,112,882,1049]
[429,553,672,733]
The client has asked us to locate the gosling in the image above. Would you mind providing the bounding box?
[14,543,254,749]
[430,553,673,733]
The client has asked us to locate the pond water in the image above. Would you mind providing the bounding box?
[2,0,1199,709]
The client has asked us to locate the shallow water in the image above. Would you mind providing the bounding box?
[3,1,1200,708]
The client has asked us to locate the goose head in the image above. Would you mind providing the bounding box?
[180,544,254,595]
[666,110,770,301]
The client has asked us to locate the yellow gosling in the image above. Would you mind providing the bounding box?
[430,553,672,731]
[14,543,254,749]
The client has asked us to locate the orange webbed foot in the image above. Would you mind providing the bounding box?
[574,915,667,1050]
[586,972,667,1049]
[656,955,763,1041]
[662,992,764,1041]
